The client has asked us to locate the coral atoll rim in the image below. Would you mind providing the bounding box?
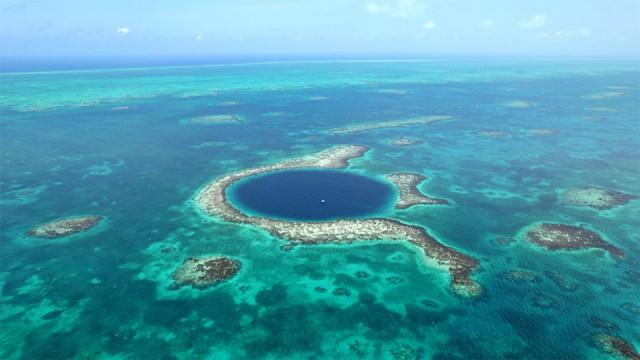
[194,145,481,296]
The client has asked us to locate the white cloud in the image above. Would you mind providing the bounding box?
[365,0,425,18]
[116,27,131,35]
[519,14,546,29]
[423,21,436,29]
[195,33,205,41]
[539,27,592,39]
[480,18,494,28]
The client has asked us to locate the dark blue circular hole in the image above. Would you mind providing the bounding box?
[229,170,395,221]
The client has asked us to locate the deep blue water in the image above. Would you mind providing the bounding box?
[229,170,394,220]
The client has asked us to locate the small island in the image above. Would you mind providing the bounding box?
[385,173,448,209]
[560,187,637,210]
[194,145,481,297]
[171,256,241,289]
[27,215,103,239]
[523,222,624,259]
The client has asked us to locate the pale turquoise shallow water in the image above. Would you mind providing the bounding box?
[0,59,639,359]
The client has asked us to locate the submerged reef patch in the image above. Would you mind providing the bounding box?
[592,334,640,360]
[181,114,243,125]
[503,100,533,108]
[528,128,557,136]
[330,115,453,135]
[585,92,625,100]
[171,256,241,289]
[479,131,507,138]
[544,270,579,292]
[523,222,624,259]
[560,187,637,210]
[500,269,541,284]
[27,215,102,239]
[388,137,424,147]
[0,185,47,206]
[385,173,448,209]
[194,145,481,297]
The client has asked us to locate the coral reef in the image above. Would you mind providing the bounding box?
[0,185,47,206]
[544,270,579,292]
[389,344,425,360]
[524,223,624,259]
[195,145,481,297]
[181,114,242,125]
[528,128,557,136]
[501,269,540,284]
[479,131,507,138]
[385,173,448,209]
[331,115,453,135]
[560,187,637,210]
[171,256,241,289]
[27,216,102,239]
[389,137,424,147]
[592,334,640,360]
[503,100,533,108]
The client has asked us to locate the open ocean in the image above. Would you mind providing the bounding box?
[1,59,639,359]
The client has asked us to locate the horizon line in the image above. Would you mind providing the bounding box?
[2,55,639,76]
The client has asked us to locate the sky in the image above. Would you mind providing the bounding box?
[0,0,639,58]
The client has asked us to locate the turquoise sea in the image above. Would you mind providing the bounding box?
[1,59,639,359]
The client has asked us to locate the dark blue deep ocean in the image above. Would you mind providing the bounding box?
[230,170,394,220]
[0,58,639,359]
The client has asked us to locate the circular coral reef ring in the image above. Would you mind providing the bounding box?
[193,145,482,297]
[17,215,107,246]
[0,185,48,206]
[170,256,242,290]
[518,221,625,260]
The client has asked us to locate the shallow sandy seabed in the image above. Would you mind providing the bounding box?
[331,115,454,135]
[194,145,481,296]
